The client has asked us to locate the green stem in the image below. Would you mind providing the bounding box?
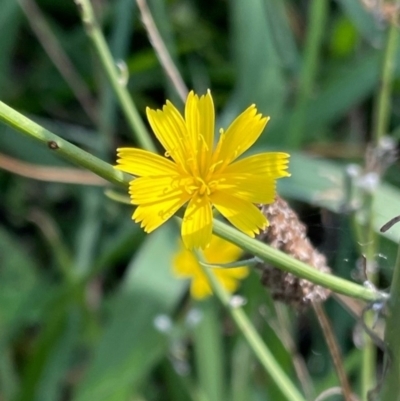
[361,17,398,400]
[360,194,378,400]
[380,231,400,401]
[0,100,385,304]
[374,18,398,144]
[287,0,328,148]
[75,0,156,152]
[0,101,130,187]
[198,254,307,401]
[98,0,135,152]
[212,219,383,303]
[372,18,399,401]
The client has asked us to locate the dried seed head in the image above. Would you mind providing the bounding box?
[256,197,331,309]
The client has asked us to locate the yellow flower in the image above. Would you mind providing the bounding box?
[173,235,249,299]
[116,90,290,249]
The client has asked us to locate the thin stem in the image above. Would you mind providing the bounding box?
[136,0,188,102]
[361,16,398,399]
[312,302,353,401]
[198,254,307,401]
[359,186,379,399]
[211,219,384,303]
[361,221,377,401]
[274,304,315,400]
[380,229,400,401]
[98,0,134,152]
[373,16,398,144]
[0,101,129,187]
[28,208,74,283]
[287,0,328,148]
[74,0,156,152]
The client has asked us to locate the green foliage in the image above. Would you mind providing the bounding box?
[1,0,399,400]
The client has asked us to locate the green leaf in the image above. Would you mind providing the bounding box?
[73,223,186,401]
[0,226,39,325]
[279,152,400,244]
[34,310,82,401]
[268,49,381,145]
[0,0,21,93]
[227,0,287,120]
[193,299,225,401]
[17,296,70,401]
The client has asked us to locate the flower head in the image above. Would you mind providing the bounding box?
[173,235,248,299]
[116,90,290,249]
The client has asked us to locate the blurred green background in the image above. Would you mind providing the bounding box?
[1,0,400,400]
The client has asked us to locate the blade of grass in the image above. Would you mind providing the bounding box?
[287,0,328,148]
[98,0,135,149]
[231,338,252,401]
[16,295,69,401]
[229,0,286,118]
[34,311,81,401]
[380,224,400,401]
[75,0,155,151]
[0,350,18,400]
[137,0,188,101]
[196,251,307,401]
[193,299,225,401]
[0,0,21,92]
[264,0,299,73]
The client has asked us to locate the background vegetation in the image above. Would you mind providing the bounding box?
[1,0,400,400]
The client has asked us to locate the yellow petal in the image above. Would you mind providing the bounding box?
[132,198,187,233]
[181,195,213,249]
[223,152,290,179]
[214,105,269,169]
[211,191,268,236]
[130,177,190,232]
[218,276,237,292]
[185,90,215,173]
[116,148,178,176]
[146,101,189,171]
[214,272,243,293]
[215,175,276,203]
[217,267,249,280]
[173,248,200,278]
[191,276,213,299]
[129,176,189,204]
[172,235,249,300]
[204,235,243,264]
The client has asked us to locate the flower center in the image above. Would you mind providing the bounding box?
[182,175,219,197]
[196,177,209,196]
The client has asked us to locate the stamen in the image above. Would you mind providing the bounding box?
[209,160,223,173]
[196,177,208,196]
[208,180,219,192]
[184,184,197,195]
[211,128,225,165]
[198,134,209,152]
[197,133,211,176]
